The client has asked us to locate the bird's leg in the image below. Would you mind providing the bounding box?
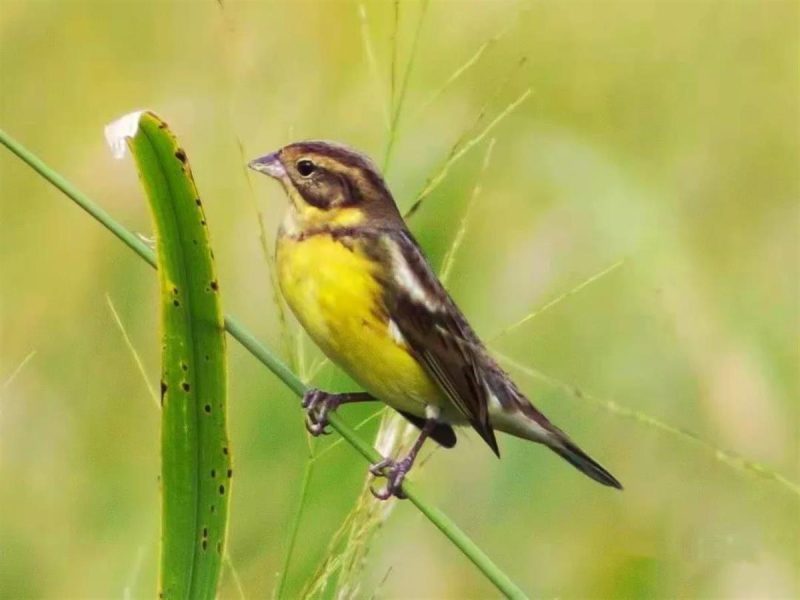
[369,407,439,501]
[302,389,373,436]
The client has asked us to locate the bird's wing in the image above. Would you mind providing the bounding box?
[373,229,500,456]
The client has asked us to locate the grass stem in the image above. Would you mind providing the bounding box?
[274,459,315,599]
[382,0,430,173]
[106,294,159,406]
[404,87,531,219]
[439,138,496,285]
[493,259,625,339]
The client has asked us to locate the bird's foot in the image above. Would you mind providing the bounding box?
[369,456,412,500]
[301,389,342,436]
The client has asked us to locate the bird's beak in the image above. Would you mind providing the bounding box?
[248,151,286,179]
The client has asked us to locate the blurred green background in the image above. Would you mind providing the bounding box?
[1,1,798,598]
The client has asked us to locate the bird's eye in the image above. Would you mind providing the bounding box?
[296,159,316,177]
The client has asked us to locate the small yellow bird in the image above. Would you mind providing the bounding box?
[249,141,621,499]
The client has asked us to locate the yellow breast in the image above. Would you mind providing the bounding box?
[276,232,440,416]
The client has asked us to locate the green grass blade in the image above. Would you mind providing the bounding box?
[382,0,430,172]
[1,350,37,391]
[222,554,246,600]
[492,259,626,340]
[357,2,391,130]
[495,352,800,498]
[106,294,159,406]
[273,458,314,600]
[0,127,528,600]
[388,0,400,127]
[110,112,231,599]
[404,86,532,219]
[410,22,513,121]
[439,137,496,285]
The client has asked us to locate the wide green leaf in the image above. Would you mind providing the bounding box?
[109,111,230,600]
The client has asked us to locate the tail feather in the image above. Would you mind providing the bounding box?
[485,375,622,489]
[549,436,623,489]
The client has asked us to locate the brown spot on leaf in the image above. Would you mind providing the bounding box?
[181,382,190,392]
[175,149,187,163]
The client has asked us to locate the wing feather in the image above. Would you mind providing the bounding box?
[374,229,500,456]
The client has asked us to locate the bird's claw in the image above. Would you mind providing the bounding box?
[301,389,322,410]
[301,388,339,437]
[304,417,332,436]
[368,457,409,500]
[368,457,392,477]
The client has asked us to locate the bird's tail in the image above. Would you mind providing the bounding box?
[487,374,623,489]
[548,433,623,489]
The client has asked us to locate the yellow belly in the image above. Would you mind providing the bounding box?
[276,232,442,416]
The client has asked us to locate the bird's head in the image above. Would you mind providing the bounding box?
[249,141,401,231]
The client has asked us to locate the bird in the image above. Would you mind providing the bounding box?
[249,140,622,499]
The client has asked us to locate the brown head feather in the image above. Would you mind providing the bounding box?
[275,140,403,226]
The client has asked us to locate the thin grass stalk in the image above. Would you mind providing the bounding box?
[333,410,415,597]
[273,458,315,600]
[312,408,385,462]
[382,0,430,172]
[410,22,514,121]
[493,259,626,339]
[439,138,496,285]
[388,0,399,119]
[106,294,159,406]
[404,86,532,219]
[1,351,37,390]
[358,3,391,130]
[0,128,528,600]
[496,352,800,498]
[299,510,358,599]
[223,554,247,600]
[105,299,162,599]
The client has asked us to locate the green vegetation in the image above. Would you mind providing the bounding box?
[123,112,231,598]
[0,120,526,597]
[0,1,797,598]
